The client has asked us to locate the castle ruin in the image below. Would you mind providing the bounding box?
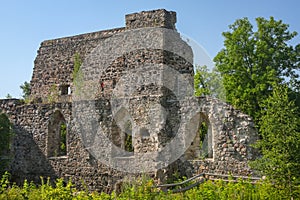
[0,9,258,192]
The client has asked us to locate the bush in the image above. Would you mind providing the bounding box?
[0,172,299,199]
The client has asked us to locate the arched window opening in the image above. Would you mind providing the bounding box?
[111,120,122,148]
[59,122,67,155]
[111,108,134,155]
[47,110,67,157]
[185,113,213,160]
[199,120,213,159]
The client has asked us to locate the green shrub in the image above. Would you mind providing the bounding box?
[0,172,299,199]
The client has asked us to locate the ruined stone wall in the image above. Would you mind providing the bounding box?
[30,27,125,102]
[30,8,178,103]
[0,99,131,192]
[0,9,260,192]
[125,9,176,30]
[184,96,258,176]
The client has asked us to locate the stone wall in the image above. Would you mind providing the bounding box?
[30,9,178,102]
[185,96,258,176]
[0,99,131,192]
[125,9,176,30]
[0,9,260,192]
[30,27,125,102]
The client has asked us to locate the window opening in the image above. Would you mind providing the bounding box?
[60,123,67,155]
[60,85,70,95]
[124,120,133,152]
[199,120,213,159]
[47,110,67,157]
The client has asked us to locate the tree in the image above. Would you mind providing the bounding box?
[194,65,225,100]
[0,113,12,174]
[20,81,30,100]
[5,94,12,99]
[250,85,300,197]
[214,17,299,121]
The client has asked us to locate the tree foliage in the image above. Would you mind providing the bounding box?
[250,85,300,196]
[194,65,225,100]
[215,17,300,193]
[5,94,12,99]
[214,17,300,121]
[20,81,31,100]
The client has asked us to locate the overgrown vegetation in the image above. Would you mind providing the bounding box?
[0,172,299,199]
[124,120,134,152]
[214,17,300,122]
[72,52,83,96]
[194,65,225,100]
[194,16,300,198]
[250,85,300,196]
[20,81,31,102]
[59,123,67,156]
[5,94,12,99]
[47,84,59,103]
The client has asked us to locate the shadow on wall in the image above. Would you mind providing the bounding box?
[10,125,57,185]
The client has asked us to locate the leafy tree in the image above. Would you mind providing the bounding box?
[20,81,31,100]
[5,94,12,99]
[0,113,12,174]
[214,17,299,121]
[194,65,225,100]
[250,85,300,197]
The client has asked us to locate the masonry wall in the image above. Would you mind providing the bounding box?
[0,99,132,192]
[30,27,125,102]
[0,9,259,192]
[185,96,258,176]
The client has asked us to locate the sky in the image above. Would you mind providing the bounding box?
[0,0,299,98]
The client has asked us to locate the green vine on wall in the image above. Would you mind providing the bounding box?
[72,53,83,96]
[47,84,59,103]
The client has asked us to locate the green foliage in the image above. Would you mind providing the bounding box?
[5,94,12,99]
[1,173,299,199]
[0,172,10,193]
[0,114,12,174]
[214,17,299,121]
[214,16,300,198]
[73,53,82,81]
[194,65,225,100]
[199,121,207,148]
[60,123,67,155]
[124,120,134,152]
[117,175,158,199]
[20,81,31,100]
[47,84,59,103]
[198,121,209,159]
[250,85,300,198]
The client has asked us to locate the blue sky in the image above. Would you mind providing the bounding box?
[0,0,299,98]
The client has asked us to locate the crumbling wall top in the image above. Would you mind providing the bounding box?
[125,9,176,30]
